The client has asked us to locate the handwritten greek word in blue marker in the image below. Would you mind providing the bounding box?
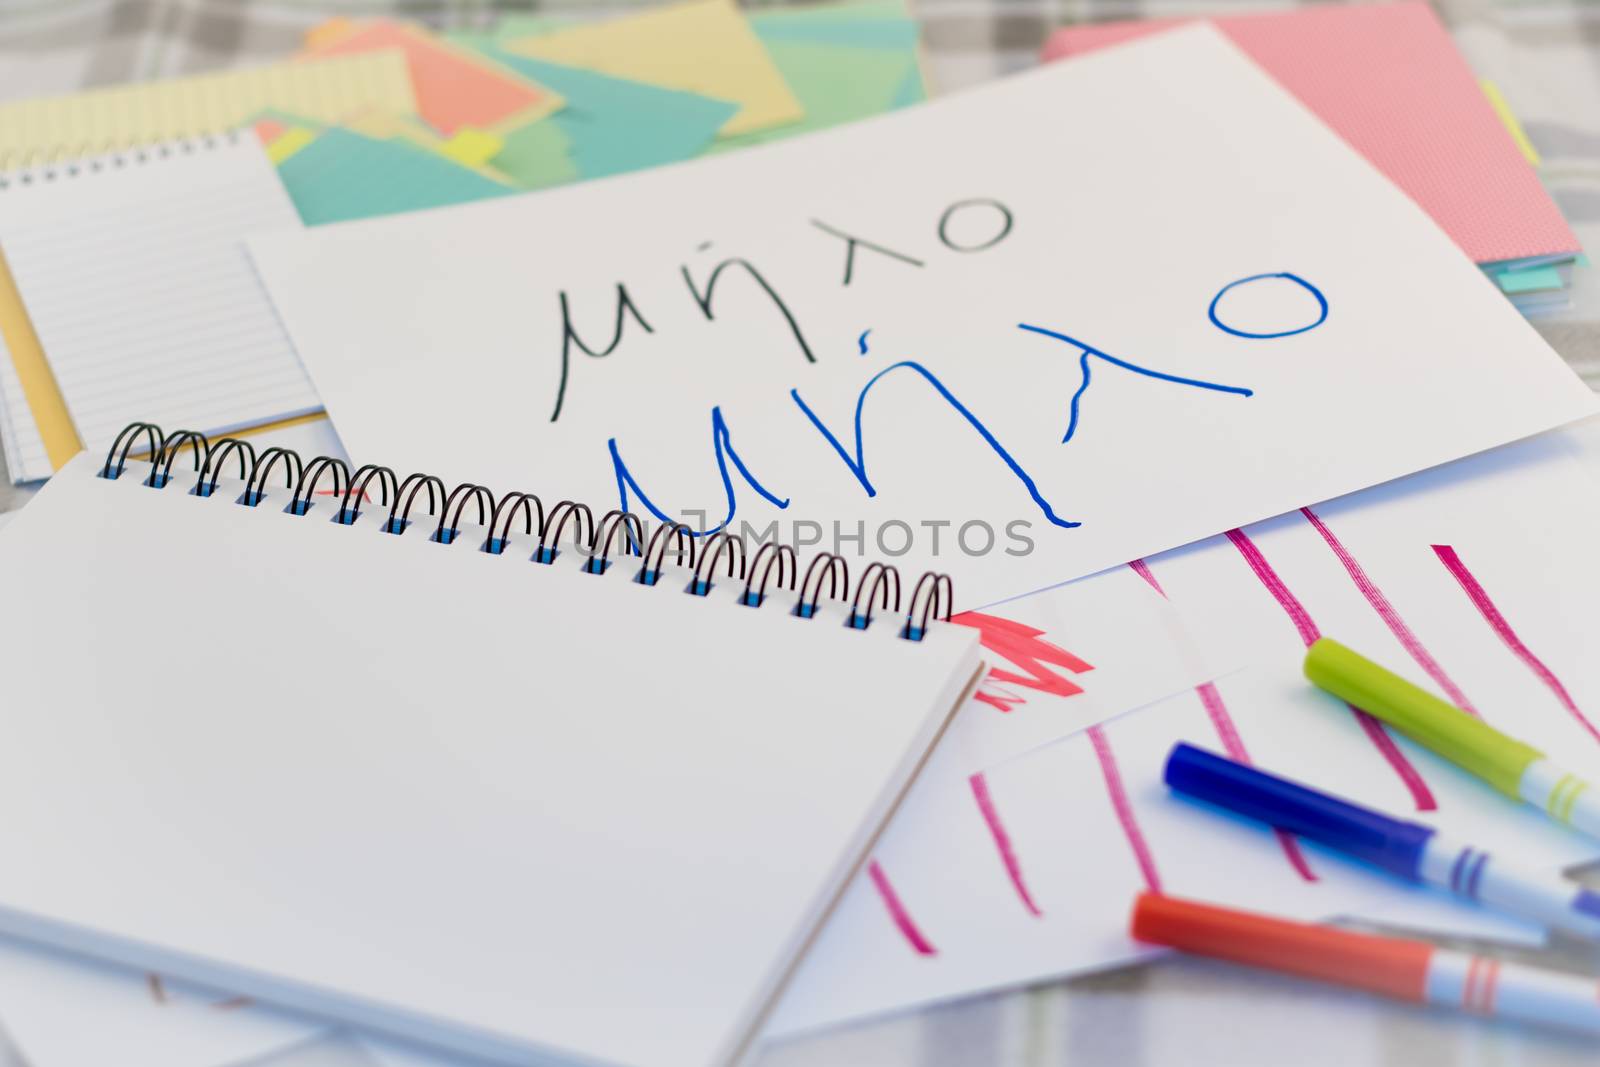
[609,406,789,537]
[858,329,872,355]
[1165,743,1600,941]
[1017,324,1255,444]
[791,360,1080,529]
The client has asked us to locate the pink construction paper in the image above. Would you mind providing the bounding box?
[1043,2,1579,264]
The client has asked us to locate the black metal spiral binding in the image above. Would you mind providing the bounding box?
[100,424,952,640]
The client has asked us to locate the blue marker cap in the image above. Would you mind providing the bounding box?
[1164,743,1435,882]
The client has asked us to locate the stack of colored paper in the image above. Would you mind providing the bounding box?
[1044,2,1586,313]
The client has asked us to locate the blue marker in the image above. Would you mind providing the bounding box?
[1165,743,1600,942]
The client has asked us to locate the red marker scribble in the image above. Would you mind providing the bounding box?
[951,610,1093,712]
[1087,725,1162,892]
[1433,545,1600,744]
[212,995,254,1011]
[1301,507,1480,718]
[868,860,937,956]
[314,487,372,502]
[146,973,167,1003]
[969,772,1043,916]
[1226,528,1437,811]
[1127,560,1316,881]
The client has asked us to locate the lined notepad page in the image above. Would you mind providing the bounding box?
[0,52,415,160]
[0,133,319,452]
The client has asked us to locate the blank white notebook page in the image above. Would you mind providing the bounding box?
[0,133,317,453]
[0,454,979,1067]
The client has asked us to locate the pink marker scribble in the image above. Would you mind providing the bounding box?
[1301,507,1480,718]
[969,773,1043,916]
[1433,545,1600,744]
[1127,560,1317,881]
[1194,682,1318,882]
[951,610,1093,713]
[1087,725,1163,892]
[867,860,937,956]
[146,974,167,1003]
[1226,529,1437,811]
[1127,557,1161,591]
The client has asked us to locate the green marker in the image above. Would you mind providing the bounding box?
[1305,638,1599,841]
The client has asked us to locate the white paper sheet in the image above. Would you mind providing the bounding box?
[770,427,1600,1034]
[248,27,1596,610]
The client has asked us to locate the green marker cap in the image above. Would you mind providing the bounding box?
[1304,637,1544,798]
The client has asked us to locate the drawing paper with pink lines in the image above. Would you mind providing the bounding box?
[773,428,1600,1035]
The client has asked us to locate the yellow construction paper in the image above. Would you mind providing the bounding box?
[504,0,802,137]
[265,125,318,164]
[0,251,81,469]
[1481,80,1542,167]
[0,51,417,162]
[440,128,505,168]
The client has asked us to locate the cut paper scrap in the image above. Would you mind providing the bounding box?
[1044,1,1580,264]
[255,107,518,183]
[1482,80,1542,167]
[504,0,803,137]
[458,45,736,183]
[248,26,1598,609]
[0,51,417,160]
[711,37,918,151]
[489,119,580,190]
[271,125,515,226]
[749,0,923,49]
[438,128,502,169]
[304,19,561,137]
[342,112,520,186]
[773,429,1600,1035]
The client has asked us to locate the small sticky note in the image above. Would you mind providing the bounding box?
[504,0,803,137]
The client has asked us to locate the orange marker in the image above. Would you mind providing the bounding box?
[1131,893,1600,1036]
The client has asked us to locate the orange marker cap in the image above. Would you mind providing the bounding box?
[1130,893,1434,1002]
